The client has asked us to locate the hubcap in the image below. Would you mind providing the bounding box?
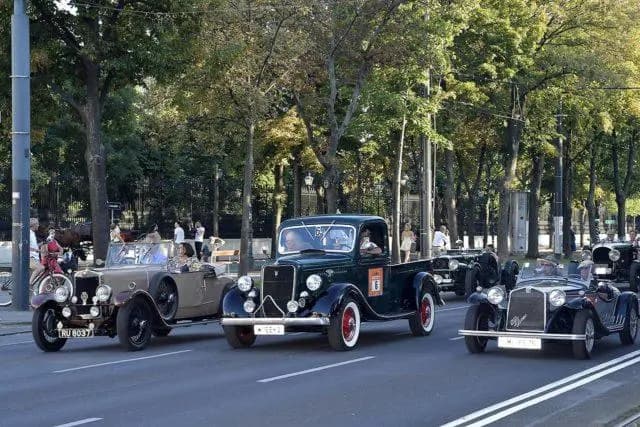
[585,318,595,352]
[129,306,148,343]
[342,307,356,343]
[43,309,59,343]
[420,296,432,328]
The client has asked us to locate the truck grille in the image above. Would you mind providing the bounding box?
[592,247,611,265]
[261,265,295,317]
[432,258,449,270]
[506,288,546,332]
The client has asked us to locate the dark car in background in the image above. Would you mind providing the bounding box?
[590,242,639,291]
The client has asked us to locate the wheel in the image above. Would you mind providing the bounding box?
[463,304,492,354]
[501,260,519,292]
[117,298,153,351]
[409,292,435,336]
[149,278,178,322]
[465,267,481,298]
[572,310,595,359]
[32,305,67,352]
[620,302,638,345]
[152,327,172,337]
[328,298,361,351]
[223,325,256,348]
[630,262,640,293]
[0,273,12,307]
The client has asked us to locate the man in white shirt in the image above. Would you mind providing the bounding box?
[194,221,205,260]
[29,218,43,284]
[174,222,185,244]
[432,225,448,256]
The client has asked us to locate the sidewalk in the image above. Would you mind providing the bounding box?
[0,307,32,336]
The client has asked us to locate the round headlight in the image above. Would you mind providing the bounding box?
[71,296,78,304]
[433,274,443,285]
[96,285,111,302]
[549,289,566,307]
[62,307,72,318]
[609,249,621,262]
[449,259,460,270]
[89,306,100,317]
[243,299,256,313]
[306,274,322,291]
[287,300,299,313]
[237,275,253,292]
[486,286,505,305]
[54,286,69,303]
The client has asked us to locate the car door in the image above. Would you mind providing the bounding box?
[593,284,621,329]
[172,271,206,319]
[355,223,391,315]
[201,273,232,316]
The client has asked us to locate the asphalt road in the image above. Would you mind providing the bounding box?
[2,294,640,427]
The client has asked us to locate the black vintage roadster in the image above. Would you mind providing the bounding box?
[459,261,638,359]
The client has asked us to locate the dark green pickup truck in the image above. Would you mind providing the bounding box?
[221,215,443,351]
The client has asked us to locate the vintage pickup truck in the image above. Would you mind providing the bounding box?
[221,215,443,351]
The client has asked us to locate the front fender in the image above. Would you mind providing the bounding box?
[222,286,255,318]
[413,272,444,306]
[565,297,594,311]
[311,283,362,318]
[615,292,639,318]
[30,293,57,309]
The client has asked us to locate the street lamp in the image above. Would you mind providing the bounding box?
[213,164,223,236]
[304,173,314,215]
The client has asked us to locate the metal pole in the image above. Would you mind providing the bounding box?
[11,0,31,311]
[420,70,433,259]
[553,105,564,257]
[213,164,219,237]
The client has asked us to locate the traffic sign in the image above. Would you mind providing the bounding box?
[107,201,121,210]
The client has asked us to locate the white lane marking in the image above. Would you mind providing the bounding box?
[465,355,640,427]
[257,356,375,383]
[53,418,102,427]
[53,350,192,373]
[442,348,640,427]
[0,340,32,347]
[449,336,464,341]
[437,305,468,312]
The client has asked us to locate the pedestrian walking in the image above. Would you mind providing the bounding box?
[28,218,42,285]
[432,225,448,256]
[194,221,205,260]
[400,223,415,263]
[174,222,185,245]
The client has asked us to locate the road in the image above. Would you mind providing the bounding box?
[1,294,639,427]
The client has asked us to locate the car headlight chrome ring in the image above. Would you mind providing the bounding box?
[486,286,505,305]
[62,306,72,318]
[96,285,111,302]
[306,274,322,291]
[89,306,100,317]
[243,299,256,313]
[54,286,70,303]
[449,259,460,270]
[237,275,253,292]
[433,274,443,285]
[549,289,566,307]
[609,249,621,262]
[286,300,299,313]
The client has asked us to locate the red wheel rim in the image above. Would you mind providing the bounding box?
[420,296,432,327]
[342,307,356,342]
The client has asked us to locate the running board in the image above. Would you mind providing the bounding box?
[169,319,220,328]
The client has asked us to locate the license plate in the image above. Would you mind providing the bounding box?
[254,325,285,335]
[498,336,541,350]
[595,267,610,275]
[58,328,94,338]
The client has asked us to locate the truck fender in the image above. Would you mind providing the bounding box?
[221,286,259,318]
[413,272,444,306]
[312,283,363,318]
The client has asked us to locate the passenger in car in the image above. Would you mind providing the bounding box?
[169,242,197,272]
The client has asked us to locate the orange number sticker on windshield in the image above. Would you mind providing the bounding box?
[368,268,383,297]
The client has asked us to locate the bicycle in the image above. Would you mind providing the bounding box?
[0,271,13,307]
[0,258,74,308]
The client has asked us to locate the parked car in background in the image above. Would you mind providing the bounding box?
[459,261,638,359]
[221,215,443,351]
[588,242,638,291]
[30,241,234,352]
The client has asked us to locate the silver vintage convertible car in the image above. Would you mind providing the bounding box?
[31,242,234,351]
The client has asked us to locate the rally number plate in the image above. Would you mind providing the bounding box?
[497,336,541,350]
[58,328,94,338]
[254,325,285,335]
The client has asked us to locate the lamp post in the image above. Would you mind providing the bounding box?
[212,164,222,237]
[304,173,314,215]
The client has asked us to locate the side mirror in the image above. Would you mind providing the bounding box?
[95,258,104,267]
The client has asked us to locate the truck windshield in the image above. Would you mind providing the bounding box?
[278,224,356,255]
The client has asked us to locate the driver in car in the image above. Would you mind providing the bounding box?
[283,230,312,251]
[536,256,559,276]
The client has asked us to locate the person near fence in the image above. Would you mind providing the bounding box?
[194,221,205,260]
[110,223,122,242]
[400,223,415,263]
[174,222,185,245]
[29,218,43,284]
[432,225,448,256]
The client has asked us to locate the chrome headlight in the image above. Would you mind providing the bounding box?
[237,275,253,292]
[306,274,322,291]
[243,299,256,313]
[433,274,443,284]
[62,306,72,318]
[54,286,70,303]
[609,249,621,262]
[449,259,460,270]
[287,300,299,313]
[89,306,100,317]
[486,286,504,305]
[549,289,566,307]
[96,285,112,302]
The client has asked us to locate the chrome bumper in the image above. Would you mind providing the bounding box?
[458,330,587,341]
[222,317,330,326]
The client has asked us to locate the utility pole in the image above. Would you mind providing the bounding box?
[553,104,564,257]
[420,68,433,259]
[11,0,31,310]
[213,164,220,237]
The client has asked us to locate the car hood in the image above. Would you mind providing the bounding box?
[275,252,353,270]
[514,280,584,293]
[75,265,165,293]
